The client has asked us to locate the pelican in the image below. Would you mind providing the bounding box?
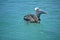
[24,7,47,23]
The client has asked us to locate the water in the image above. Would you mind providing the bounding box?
[0,0,60,40]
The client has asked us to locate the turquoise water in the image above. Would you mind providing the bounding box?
[0,0,60,40]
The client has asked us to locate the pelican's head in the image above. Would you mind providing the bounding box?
[35,7,39,11]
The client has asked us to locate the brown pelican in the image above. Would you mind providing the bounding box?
[24,7,47,23]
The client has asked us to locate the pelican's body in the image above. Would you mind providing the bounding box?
[24,14,40,23]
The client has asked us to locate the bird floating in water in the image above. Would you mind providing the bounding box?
[24,7,47,23]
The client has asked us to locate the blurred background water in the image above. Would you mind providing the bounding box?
[0,0,60,40]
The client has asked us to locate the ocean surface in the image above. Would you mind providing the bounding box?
[0,0,60,40]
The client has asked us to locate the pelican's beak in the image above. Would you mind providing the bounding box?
[45,11,48,14]
[43,11,48,14]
